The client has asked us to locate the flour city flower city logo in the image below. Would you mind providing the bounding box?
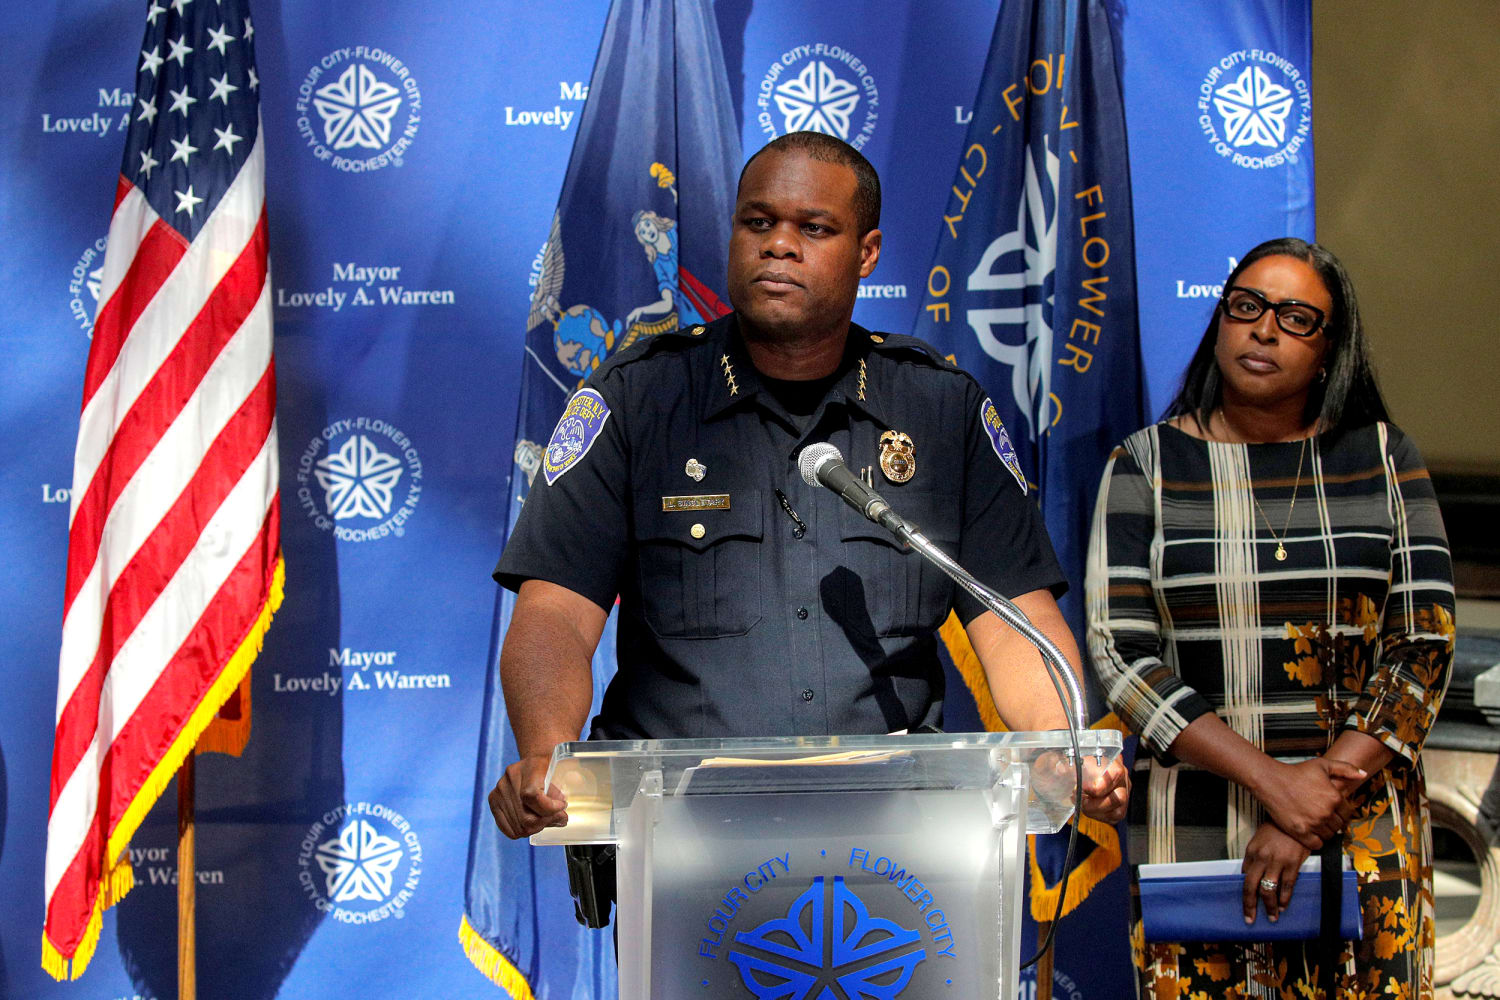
[296,801,422,925]
[67,236,110,337]
[692,845,960,998]
[1197,48,1311,170]
[727,875,927,998]
[757,43,879,149]
[296,417,423,542]
[296,46,422,171]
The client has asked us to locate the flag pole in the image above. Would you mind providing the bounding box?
[177,755,196,1000]
[1035,922,1054,995]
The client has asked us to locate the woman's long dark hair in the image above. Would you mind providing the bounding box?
[1163,238,1390,434]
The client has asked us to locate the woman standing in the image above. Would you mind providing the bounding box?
[1086,238,1454,998]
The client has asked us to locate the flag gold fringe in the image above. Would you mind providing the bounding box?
[1027,712,1130,921]
[107,554,282,869]
[937,613,1132,923]
[41,932,69,980]
[41,902,100,981]
[1027,814,1122,922]
[938,611,1004,732]
[107,554,283,865]
[40,856,135,980]
[43,554,284,981]
[459,914,537,999]
[105,857,136,906]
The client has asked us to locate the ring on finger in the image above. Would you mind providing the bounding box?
[1258,877,1279,892]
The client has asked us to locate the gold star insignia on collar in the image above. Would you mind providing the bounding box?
[720,354,739,396]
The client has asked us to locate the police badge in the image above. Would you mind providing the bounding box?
[878,430,915,483]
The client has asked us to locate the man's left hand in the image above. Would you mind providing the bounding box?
[1079,755,1130,824]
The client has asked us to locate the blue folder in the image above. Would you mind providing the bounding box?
[1138,858,1362,942]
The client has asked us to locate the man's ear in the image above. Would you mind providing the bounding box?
[858,229,882,278]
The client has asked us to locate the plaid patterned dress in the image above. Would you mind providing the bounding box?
[1086,421,1455,1000]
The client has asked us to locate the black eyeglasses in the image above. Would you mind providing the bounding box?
[1219,286,1326,337]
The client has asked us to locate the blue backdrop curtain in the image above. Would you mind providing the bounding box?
[0,1,1311,996]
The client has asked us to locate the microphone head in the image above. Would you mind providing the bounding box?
[798,443,843,487]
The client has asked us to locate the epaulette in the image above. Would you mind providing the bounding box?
[863,330,964,372]
[593,319,720,378]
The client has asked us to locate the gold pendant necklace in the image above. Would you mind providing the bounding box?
[1250,437,1307,561]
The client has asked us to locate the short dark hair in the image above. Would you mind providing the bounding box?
[1164,237,1390,434]
[738,131,881,236]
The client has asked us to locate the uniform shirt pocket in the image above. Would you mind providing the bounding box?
[837,492,959,637]
[633,490,763,638]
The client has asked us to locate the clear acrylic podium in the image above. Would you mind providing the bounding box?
[532,730,1122,999]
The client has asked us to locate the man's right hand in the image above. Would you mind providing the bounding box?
[488,753,569,839]
[490,580,608,839]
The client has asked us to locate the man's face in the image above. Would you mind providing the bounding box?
[727,150,880,342]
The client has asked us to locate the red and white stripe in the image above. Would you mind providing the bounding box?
[44,128,280,966]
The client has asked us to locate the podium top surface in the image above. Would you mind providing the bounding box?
[532,729,1122,845]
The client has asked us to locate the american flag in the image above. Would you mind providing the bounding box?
[43,0,281,979]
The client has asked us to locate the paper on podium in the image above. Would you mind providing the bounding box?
[673,749,912,795]
[695,749,896,766]
[529,731,1124,846]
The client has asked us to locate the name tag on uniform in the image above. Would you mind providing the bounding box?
[661,494,730,511]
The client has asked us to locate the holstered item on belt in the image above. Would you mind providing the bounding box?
[565,844,617,928]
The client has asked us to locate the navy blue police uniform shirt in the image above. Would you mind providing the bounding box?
[494,312,1064,740]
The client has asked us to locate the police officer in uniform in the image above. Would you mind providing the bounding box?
[489,132,1129,840]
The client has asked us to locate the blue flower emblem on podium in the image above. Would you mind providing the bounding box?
[727,876,927,1000]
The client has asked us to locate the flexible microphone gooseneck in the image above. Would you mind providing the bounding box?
[798,443,1086,732]
[797,441,1090,970]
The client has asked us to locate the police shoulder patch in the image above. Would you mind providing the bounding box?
[979,398,1027,495]
[543,388,611,485]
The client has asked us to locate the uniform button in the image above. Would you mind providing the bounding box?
[690,523,706,539]
[801,688,815,702]
[796,606,809,620]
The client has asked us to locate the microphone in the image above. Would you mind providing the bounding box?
[799,442,1090,732]
[798,443,906,533]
